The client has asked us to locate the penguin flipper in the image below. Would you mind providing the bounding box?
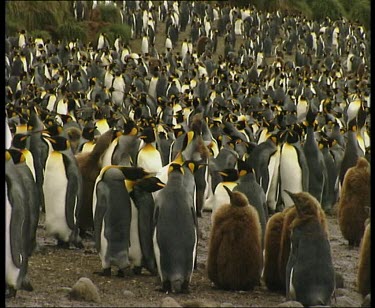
[93,182,108,253]
[63,154,81,231]
[7,180,25,268]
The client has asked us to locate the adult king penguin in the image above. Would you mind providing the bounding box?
[6,150,33,298]
[153,163,198,293]
[92,166,150,277]
[43,135,83,248]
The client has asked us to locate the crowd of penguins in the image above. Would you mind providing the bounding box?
[5,0,371,306]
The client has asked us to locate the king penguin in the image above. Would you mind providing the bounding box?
[279,128,309,208]
[92,166,150,276]
[303,107,328,207]
[43,135,83,248]
[136,125,163,173]
[235,158,268,243]
[207,186,263,291]
[6,150,33,298]
[7,148,40,256]
[153,163,198,293]
[284,190,335,307]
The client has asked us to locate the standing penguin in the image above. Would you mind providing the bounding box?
[153,163,198,293]
[284,190,335,307]
[263,211,286,292]
[357,213,371,298]
[303,107,328,207]
[338,157,370,246]
[234,158,267,246]
[136,125,163,173]
[207,186,262,291]
[43,135,83,248]
[131,176,166,275]
[6,150,33,298]
[92,166,150,276]
[279,128,309,208]
[7,148,39,256]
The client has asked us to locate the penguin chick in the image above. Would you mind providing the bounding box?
[263,211,286,292]
[285,190,335,307]
[207,186,262,291]
[357,217,371,297]
[338,157,370,246]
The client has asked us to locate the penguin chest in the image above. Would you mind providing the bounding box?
[81,141,95,153]
[5,186,21,288]
[137,144,162,173]
[266,148,281,210]
[22,149,36,182]
[43,151,71,241]
[101,139,118,168]
[280,144,303,207]
[211,182,237,214]
[128,198,142,267]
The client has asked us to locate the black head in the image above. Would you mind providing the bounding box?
[46,135,70,151]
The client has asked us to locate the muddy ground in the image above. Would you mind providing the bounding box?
[6,204,364,307]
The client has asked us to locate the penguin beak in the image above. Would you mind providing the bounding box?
[223,185,233,200]
[284,190,297,204]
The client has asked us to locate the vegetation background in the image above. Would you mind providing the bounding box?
[6,0,371,47]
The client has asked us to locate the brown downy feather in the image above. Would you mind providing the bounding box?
[75,129,115,232]
[338,157,370,246]
[263,211,286,292]
[357,222,371,297]
[207,191,262,291]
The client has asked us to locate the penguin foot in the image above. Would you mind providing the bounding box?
[73,241,84,249]
[94,268,111,276]
[6,287,17,298]
[21,278,34,292]
[117,269,125,277]
[56,240,70,249]
[132,266,142,275]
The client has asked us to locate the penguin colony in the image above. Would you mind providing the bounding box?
[5,0,370,304]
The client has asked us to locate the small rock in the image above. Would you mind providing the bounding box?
[70,277,100,303]
[277,301,304,307]
[123,290,135,297]
[333,296,359,307]
[183,299,217,307]
[220,303,234,307]
[362,294,371,307]
[161,296,181,307]
[334,288,350,297]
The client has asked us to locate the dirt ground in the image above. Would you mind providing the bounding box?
[6,205,364,307]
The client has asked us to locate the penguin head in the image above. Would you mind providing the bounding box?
[7,148,26,164]
[218,168,239,182]
[223,185,249,208]
[117,166,151,181]
[139,126,156,143]
[11,133,29,149]
[135,176,166,193]
[284,190,320,219]
[237,159,254,177]
[168,163,185,175]
[46,135,70,151]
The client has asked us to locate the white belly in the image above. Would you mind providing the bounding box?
[129,199,142,267]
[101,139,118,168]
[153,226,163,281]
[266,148,280,211]
[137,147,163,173]
[100,220,109,268]
[43,152,71,241]
[280,144,303,208]
[6,184,21,288]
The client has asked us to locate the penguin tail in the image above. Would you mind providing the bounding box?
[171,279,183,294]
[21,276,33,292]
